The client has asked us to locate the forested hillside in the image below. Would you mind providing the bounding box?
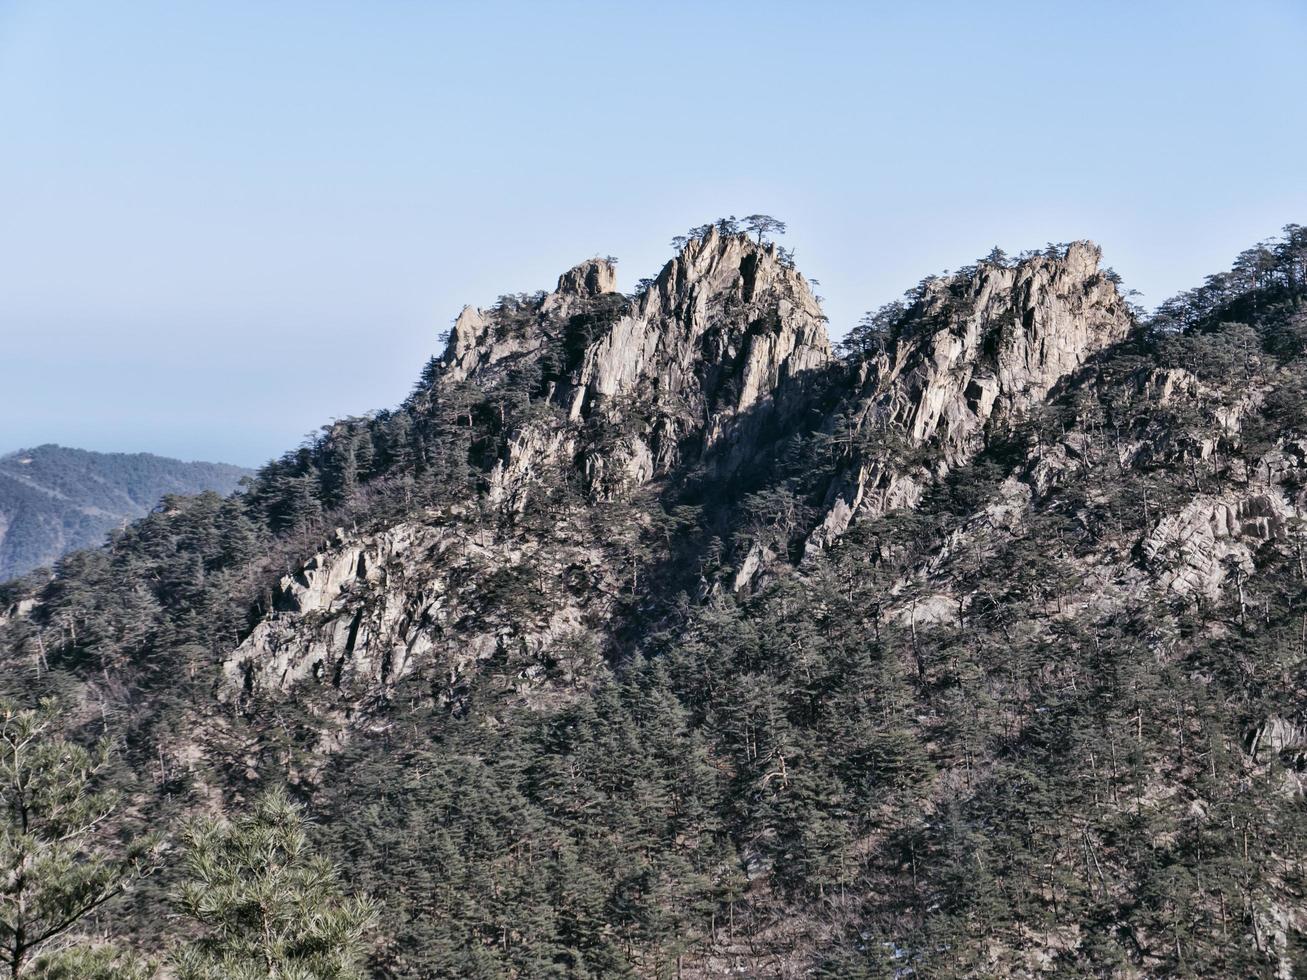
[1,221,1305,978]
[0,445,251,579]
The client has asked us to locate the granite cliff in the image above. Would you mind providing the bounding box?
[223,233,1145,716]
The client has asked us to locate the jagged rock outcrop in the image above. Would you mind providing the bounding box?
[1248,715,1307,766]
[1115,370,1304,597]
[808,243,1133,552]
[440,306,517,383]
[453,229,832,508]
[225,230,833,705]
[226,511,620,708]
[440,258,621,384]
[564,229,831,488]
[1142,490,1301,599]
[551,256,617,301]
[222,237,1151,705]
[566,228,830,431]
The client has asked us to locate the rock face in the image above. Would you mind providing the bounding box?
[440,257,621,384]
[1141,492,1293,598]
[1137,430,1307,599]
[226,513,620,706]
[568,230,830,418]
[552,257,617,300]
[564,227,831,483]
[216,236,1160,714]
[444,229,833,508]
[808,243,1133,551]
[224,230,834,706]
[221,237,1156,710]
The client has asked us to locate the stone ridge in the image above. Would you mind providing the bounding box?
[569,227,830,411]
[807,242,1134,552]
[553,257,617,299]
[438,257,620,384]
[563,226,832,484]
[223,232,1140,707]
[223,230,837,701]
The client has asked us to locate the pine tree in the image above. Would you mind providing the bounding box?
[171,789,376,980]
[0,699,158,979]
[28,945,155,980]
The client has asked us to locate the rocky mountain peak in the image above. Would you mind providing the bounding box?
[895,239,1128,424]
[639,225,820,320]
[9,221,1307,978]
[570,228,831,419]
[553,257,617,299]
[432,229,835,505]
[807,241,1134,550]
[437,259,619,385]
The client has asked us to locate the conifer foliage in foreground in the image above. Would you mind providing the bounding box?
[0,699,158,979]
[173,790,377,980]
[0,699,373,979]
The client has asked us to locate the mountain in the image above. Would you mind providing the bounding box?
[2,221,1306,977]
[0,444,251,580]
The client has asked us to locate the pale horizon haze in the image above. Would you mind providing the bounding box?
[2,0,1306,466]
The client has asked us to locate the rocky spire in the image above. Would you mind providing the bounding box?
[553,257,617,299]
[438,258,617,383]
[563,227,833,480]
[434,228,834,504]
[807,242,1134,551]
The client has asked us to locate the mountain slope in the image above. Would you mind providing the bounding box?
[0,445,251,580]
[2,223,1306,977]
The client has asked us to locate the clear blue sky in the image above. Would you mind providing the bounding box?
[2,1,1305,467]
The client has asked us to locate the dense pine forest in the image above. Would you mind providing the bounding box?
[1,221,1306,978]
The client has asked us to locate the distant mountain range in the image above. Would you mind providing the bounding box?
[0,444,251,580]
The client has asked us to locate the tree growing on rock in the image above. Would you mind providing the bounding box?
[838,300,906,358]
[742,214,787,244]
